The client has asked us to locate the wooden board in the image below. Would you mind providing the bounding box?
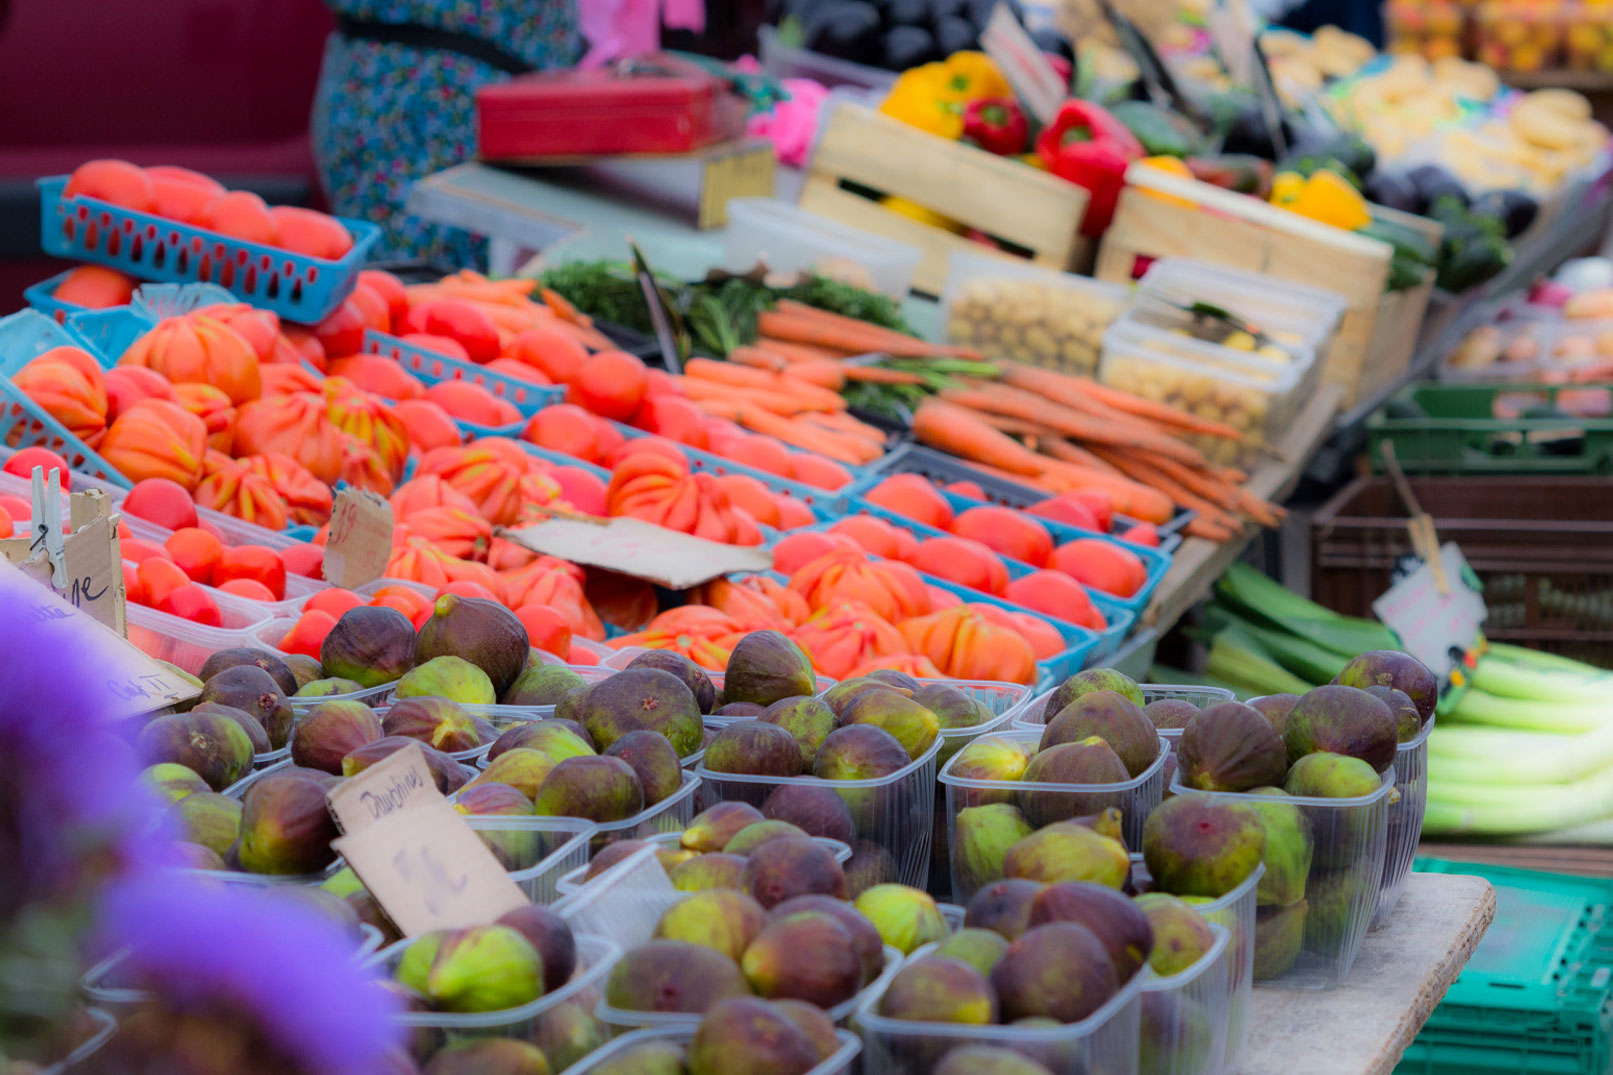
[1096,167,1396,405]
[799,102,1091,293]
[1143,383,1345,631]
[1239,872,1495,1075]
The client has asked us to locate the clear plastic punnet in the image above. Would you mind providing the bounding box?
[553,842,680,952]
[1014,683,1235,731]
[595,944,903,1032]
[458,816,596,904]
[1134,257,1348,357]
[695,738,942,889]
[854,938,1148,1075]
[724,198,921,299]
[1138,923,1233,1075]
[1169,772,1395,990]
[126,592,273,674]
[567,1024,862,1075]
[1133,856,1262,1072]
[939,729,1168,902]
[365,932,617,1061]
[1374,715,1433,928]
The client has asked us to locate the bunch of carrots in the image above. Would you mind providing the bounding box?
[911,363,1282,542]
[402,270,617,351]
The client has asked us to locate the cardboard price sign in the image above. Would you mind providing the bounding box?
[0,472,125,634]
[322,488,395,589]
[1373,542,1487,680]
[499,514,773,590]
[0,557,197,718]
[329,742,528,935]
[981,2,1067,124]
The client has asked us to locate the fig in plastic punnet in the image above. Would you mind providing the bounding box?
[488,720,594,763]
[1364,684,1423,742]
[580,668,703,757]
[655,889,767,962]
[382,695,483,752]
[190,701,270,755]
[1144,698,1200,729]
[741,910,863,1008]
[1046,668,1144,715]
[471,748,559,801]
[1018,737,1129,829]
[1335,650,1437,723]
[1142,795,1267,899]
[531,755,644,823]
[854,883,948,955]
[1247,786,1314,905]
[760,695,838,766]
[199,646,298,696]
[1176,701,1288,792]
[722,629,816,707]
[953,803,1035,896]
[762,784,855,844]
[500,662,586,707]
[963,878,1044,940]
[1133,893,1217,977]
[812,724,910,780]
[682,801,765,853]
[669,852,751,893]
[840,690,940,760]
[912,682,992,729]
[136,709,254,791]
[1284,684,1398,773]
[1003,820,1130,889]
[1248,693,1301,736]
[878,955,998,1024]
[688,997,820,1075]
[1040,689,1158,777]
[197,664,294,749]
[1027,882,1154,983]
[395,656,496,706]
[422,1039,549,1075]
[724,820,809,855]
[626,649,717,713]
[321,605,417,687]
[496,903,576,991]
[291,699,384,774]
[703,721,804,777]
[934,1046,1054,1075]
[933,928,1010,977]
[748,835,848,908]
[141,762,210,804]
[603,940,751,1014]
[605,729,683,806]
[990,921,1119,1023]
[415,594,529,695]
[171,790,242,858]
[397,924,545,1012]
[770,894,886,983]
[237,767,341,875]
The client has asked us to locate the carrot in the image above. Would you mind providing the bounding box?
[800,412,887,446]
[1037,461,1177,523]
[676,377,839,415]
[999,363,1253,443]
[913,400,1054,476]
[978,413,1063,439]
[540,287,592,327]
[844,366,927,385]
[939,383,1210,468]
[787,360,848,391]
[1086,448,1243,533]
[730,406,874,464]
[753,337,857,363]
[1037,438,1124,476]
[727,345,790,372]
[682,359,846,412]
[759,304,982,360]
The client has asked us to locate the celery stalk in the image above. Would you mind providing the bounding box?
[1425,766,1613,835]
[1428,722,1613,784]
[1472,651,1613,704]
[1214,562,1400,657]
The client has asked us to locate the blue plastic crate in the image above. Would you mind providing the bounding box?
[362,330,563,417]
[24,270,90,324]
[519,442,612,481]
[847,442,1191,552]
[65,283,239,367]
[838,496,1164,622]
[38,176,378,323]
[0,310,133,488]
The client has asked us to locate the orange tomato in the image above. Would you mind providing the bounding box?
[277,543,325,580]
[1003,569,1104,631]
[305,587,365,619]
[164,527,224,585]
[200,191,280,245]
[566,350,647,422]
[157,583,222,626]
[137,557,192,607]
[278,609,337,658]
[1049,539,1146,599]
[951,505,1054,567]
[214,544,287,601]
[864,474,953,529]
[507,327,588,383]
[52,266,137,310]
[66,160,153,211]
[515,603,572,658]
[217,578,278,602]
[906,536,1010,597]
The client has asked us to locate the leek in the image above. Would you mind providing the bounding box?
[1425,765,1613,834]
[1204,625,1312,697]
[1214,562,1400,657]
[1486,642,1603,673]
[1428,723,1613,785]
[1511,817,1613,845]
[1471,650,1613,704]
[1146,664,1255,699]
[1198,607,1347,685]
[1448,686,1612,734]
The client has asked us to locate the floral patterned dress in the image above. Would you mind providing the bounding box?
[311,0,581,267]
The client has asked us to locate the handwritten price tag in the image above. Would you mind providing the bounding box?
[1373,542,1487,680]
[322,488,394,589]
[326,742,441,836]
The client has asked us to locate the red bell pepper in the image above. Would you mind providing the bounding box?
[962,97,1028,156]
[1035,101,1144,237]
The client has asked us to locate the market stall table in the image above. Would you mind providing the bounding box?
[1240,872,1495,1075]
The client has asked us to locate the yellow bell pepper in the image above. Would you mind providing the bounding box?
[880,195,964,233]
[1270,169,1372,231]
[1019,153,1047,170]
[1136,156,1196,208]
[938,51,1013,102]
[879,63,965,139]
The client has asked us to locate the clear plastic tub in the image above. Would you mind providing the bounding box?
[554,842,680,951]
[597,943,903,1031]
[1013,683,1235,730]
[459,815,596,904]
[854,938,1148,1075]
[695,738,942,889]
[1133,856,1261,1072]
[567,1024,862,1075]
[724,198,921,299]
[942,250,1130,377]
[939,730,1169,902]
[1099,320,1315,467]
[1138,922,1233,1075]
[1373,716,1433,929]
[1168,773,1394,989]
[554,831,854,903]
[366,932,618,1062]
[1135,257,1348,358]
[126,591,274,675]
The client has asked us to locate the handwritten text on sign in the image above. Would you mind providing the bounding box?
[1373,542,1487,679]
[326,742,440,835]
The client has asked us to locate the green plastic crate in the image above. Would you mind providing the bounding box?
[1395,858,1613,1075]
[1367,383,1613,476]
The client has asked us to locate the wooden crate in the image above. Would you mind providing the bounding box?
[1096,166,1417,406]
[799,102,1091,294]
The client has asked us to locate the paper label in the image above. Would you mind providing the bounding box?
[1373,542,1487,680]
[1,487,125,633]
[499,515,773,590]
[326,742,441,836]
[1208,0,1258,84]
[0,558,197,716]
[981,2,1067,124]
[322,488,395,589]
[331,798,530,936]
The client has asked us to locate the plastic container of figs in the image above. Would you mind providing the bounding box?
[125,592,274,675]
[1013,683,1234,730]
[854,938,1148,1075]
[596,942,903,1032]
[459,816,596,904]
[1373,715,1432,929]
[1137,923,1233,1075]
[554,841,681,950]
[552,831,853,907]
[366,932,618,1059]
[695,737,942,890]
[938,730,1168,902]
[1168,773,1394,990]
[567,1024,861,1075]
[1132,856,1261,1073]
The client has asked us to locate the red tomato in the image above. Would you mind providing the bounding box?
[157,584,222,626]
[277,544,325,579]
[217,578,278,602]
[123,478,198,530]
[306,587,365,619]
[515,603,572,658]
[4,447,72,487]
[278,609,337,658]
[214,545,287,600]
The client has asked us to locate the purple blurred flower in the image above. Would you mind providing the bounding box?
[100,873,404,1074]
[0,579,173,919]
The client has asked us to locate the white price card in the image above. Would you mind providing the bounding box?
[1373,542,1487,680]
